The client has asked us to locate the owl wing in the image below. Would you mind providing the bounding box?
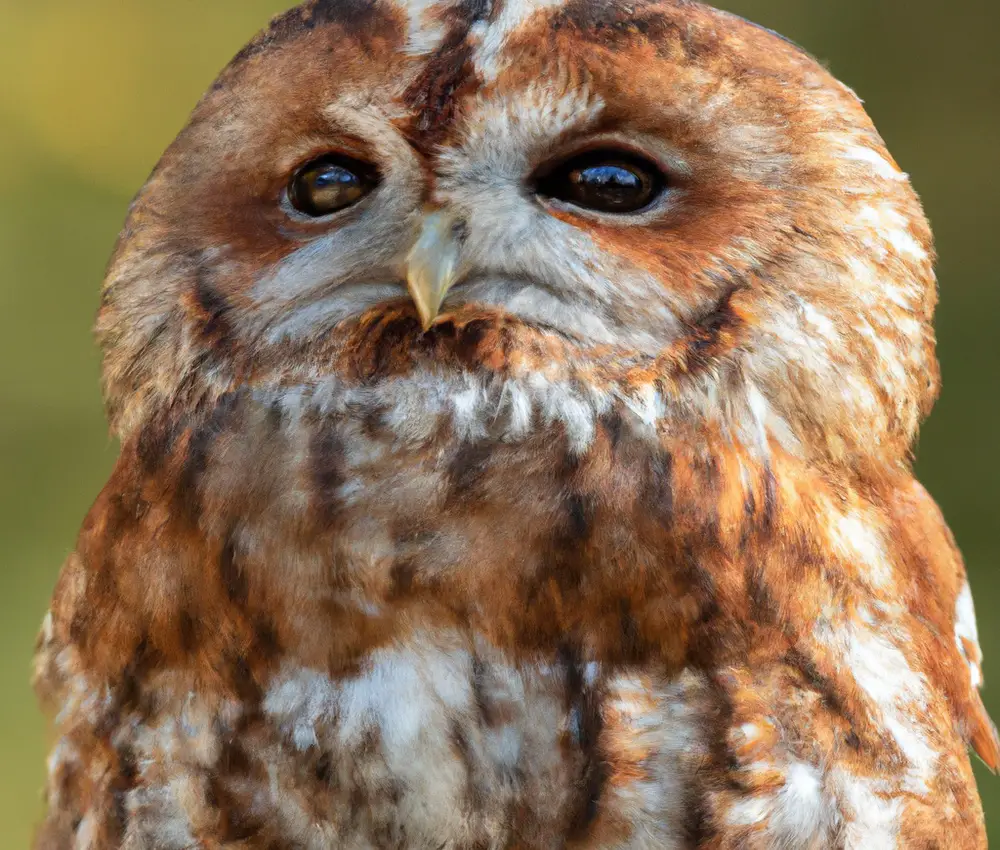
[890,479,999,772]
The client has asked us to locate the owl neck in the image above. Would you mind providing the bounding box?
[72,367,925,670]
[47,360,984,785]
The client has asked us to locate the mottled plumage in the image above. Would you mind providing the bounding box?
[36,0,996,847]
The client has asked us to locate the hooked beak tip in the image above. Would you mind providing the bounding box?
[417,310,438,333]
[406,271,446,332]
[405,210,464,333]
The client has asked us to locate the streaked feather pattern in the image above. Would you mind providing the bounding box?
[36,0,994,847]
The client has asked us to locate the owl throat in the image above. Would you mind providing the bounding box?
[37,341,988,847]
[37,292,989,849]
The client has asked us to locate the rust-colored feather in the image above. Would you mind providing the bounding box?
[35,0,989,847]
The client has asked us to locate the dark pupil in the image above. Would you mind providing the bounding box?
[538,154,660,213]
[291,160,370,216]
[303,165,361,210]
[314,166,357,191]
[571,165,644,209]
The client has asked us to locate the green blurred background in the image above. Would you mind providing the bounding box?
[0,0,996,846]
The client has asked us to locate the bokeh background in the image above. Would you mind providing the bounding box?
[0,0,997,846]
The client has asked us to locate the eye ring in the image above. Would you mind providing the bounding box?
[534,149,666,214]
[287,153,380,218]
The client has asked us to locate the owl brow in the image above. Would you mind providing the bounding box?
[228,0,391,66]
[714,9,820,65]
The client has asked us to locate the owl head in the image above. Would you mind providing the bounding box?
[98,0,938,470]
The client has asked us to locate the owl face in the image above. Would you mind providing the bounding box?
[100,0,939,468]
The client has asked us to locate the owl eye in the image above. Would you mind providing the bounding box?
[288,154,379,217]
[535,150,664,214]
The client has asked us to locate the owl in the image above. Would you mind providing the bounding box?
[33,0,996,847]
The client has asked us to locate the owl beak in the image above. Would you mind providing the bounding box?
[406,211,465,331]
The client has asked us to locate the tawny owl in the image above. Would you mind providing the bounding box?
[34,0,996,847]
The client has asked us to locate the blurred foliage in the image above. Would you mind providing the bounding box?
[0,1,997,847]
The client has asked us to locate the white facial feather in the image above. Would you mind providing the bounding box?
[402,0,454,55]
[468,0,571,81]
